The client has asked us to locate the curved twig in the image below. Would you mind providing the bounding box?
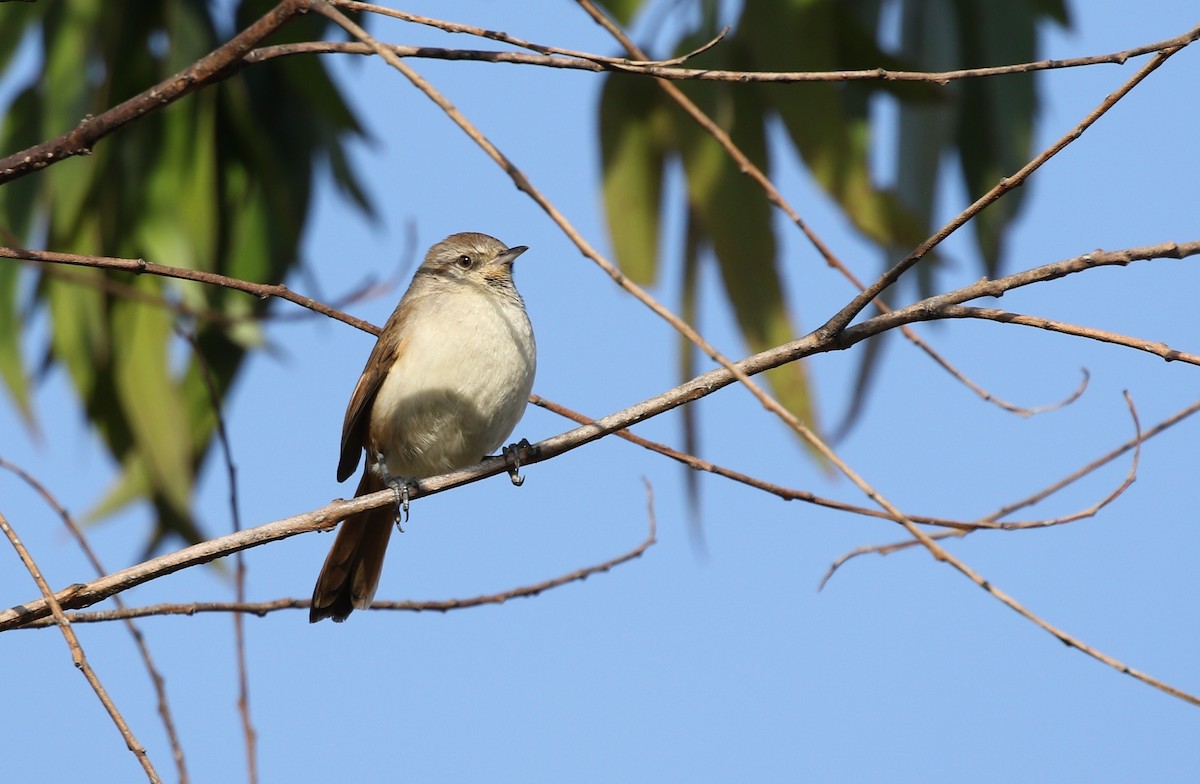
[10,511,656,627]
[0,511,162,781]
[819,390,1156,588]
[0,459,188,780]
[826,34,1197,336]
[0,0,312,185]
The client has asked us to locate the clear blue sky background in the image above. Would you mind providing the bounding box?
[3,3,1199,782]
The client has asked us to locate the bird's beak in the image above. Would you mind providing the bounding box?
[496,245,528,266]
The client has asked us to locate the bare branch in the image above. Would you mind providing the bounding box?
[820,390,1158,587]
[1,237,1191,625]
[331,0,727,67]
[835,242,1200,349]
[0,0,312,185]
[0,459,189,780]
[941,306,1200,365]
[828,36,1198,335]
[11,514,656,627]
[532,395,992,531]
[0,246,378,335]
[0,510,162,781]
[244,8,1200,86]
[175,331,256,784]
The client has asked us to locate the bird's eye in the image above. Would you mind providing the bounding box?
[455,254,473,269]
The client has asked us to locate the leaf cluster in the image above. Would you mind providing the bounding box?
[0,0,370,550]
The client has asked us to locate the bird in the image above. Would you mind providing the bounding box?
[310,232,536,622]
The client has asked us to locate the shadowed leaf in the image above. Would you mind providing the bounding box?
[0,2,371,550]
[600,73,670,285]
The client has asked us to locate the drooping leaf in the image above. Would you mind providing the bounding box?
[0,1,372,550]
[0,87,42,239]
[953,0,1043,276]
[678,209,705,547]
[111,292,194,519]
[600,73,670,285]
[0,260,31,423]
[675,78,819,434]
[739,0,927,251]
[896,0,960,298]
[594,0,1070,444]
[594,0,649,27]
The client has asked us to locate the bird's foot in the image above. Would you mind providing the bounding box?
[384,475,418,531]
[501,438,534,487]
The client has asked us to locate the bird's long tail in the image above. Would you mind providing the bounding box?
[309,471,394,623]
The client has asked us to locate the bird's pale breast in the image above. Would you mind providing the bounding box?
[367,283,535,479]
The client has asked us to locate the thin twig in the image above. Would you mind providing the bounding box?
[573,0,1058,419]
[827,29,1198,335]
[0,0,311,185]
[331,0,727,68]
[820,390,1159,587]
[247,9,1200,85]
[529,394,1122,532]
[0,246,377,335]
[0,511,162,782]
[175,330,256,784]
[0,459,189,782]
[940,306,1200,365]
[12,515,656,626]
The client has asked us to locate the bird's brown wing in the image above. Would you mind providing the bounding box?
[337,332,402,483]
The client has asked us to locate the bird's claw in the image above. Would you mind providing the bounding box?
[385,475,415,531]
[501,438,533,487]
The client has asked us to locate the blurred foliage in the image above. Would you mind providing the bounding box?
[598,0,1069,438]
[0,0,370,551]
[0,0,1070,551]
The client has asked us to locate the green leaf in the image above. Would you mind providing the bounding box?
[0,4,372,551]
[678,82,819,432]
[88,451,153,522]
[599,73,669,285]
[594,0,648,27]
[137,93,219,273]
[88,452,207,554]
[44,265,107,402]
[0,260,32,423]
[0,86,42,239]
[110,292,193,520]
[1033,0,1071,26]
[738,0,925,250]
[895,0,959,296]
[40,2,99,135]
[0,1,45,78]
[953,0,1041,275]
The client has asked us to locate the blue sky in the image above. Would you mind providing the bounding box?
[3,2,1199,782]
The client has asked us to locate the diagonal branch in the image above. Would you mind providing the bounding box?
[0,510,162,782]
[5,235,1197,703]
[939,306,1200,364]
[286,5,1200,86]
[9,501,657,628]
[0,459,189,780]
[827,33,1198,335]
[0,246,378,335]
[820,390,1178,586]
[0,0,312,186]
[573,0,1064,420]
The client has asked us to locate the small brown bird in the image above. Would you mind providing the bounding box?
[310,232,536,622]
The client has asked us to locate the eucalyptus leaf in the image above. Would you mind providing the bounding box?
[0,2,371,550]
[0,260,31,422]
[600,73,669,285]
